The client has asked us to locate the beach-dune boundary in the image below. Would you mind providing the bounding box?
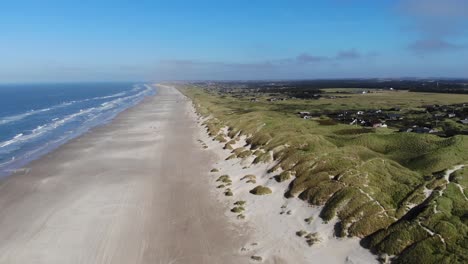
[184,87,378,264]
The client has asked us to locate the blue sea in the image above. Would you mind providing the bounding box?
[0,83,155,177]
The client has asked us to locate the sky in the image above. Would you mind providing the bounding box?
[1,0,468,82]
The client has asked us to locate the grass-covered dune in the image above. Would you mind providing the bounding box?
[179,84,468,263]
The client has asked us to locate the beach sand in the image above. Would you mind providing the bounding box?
[0,85,248,264]
[0,84,379,264]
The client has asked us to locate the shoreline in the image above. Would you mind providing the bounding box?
[0,84,155,178]
[0,84,248,263]
[188,89,379,263]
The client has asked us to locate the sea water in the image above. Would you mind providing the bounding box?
[0,82,155,176]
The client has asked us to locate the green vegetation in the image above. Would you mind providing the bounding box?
[274,171,293,182]
[304,216,314,224]
[224,189,233,196]
[231,206,245,213]
[234,200,246,206]
[214,134,227,143]
[225,154,236,160]
[305,232,321,246]
[250,185,273,195]
[241,174,257,184]
[210,168,219,172]
[216,175,231,183]
[251,255,263,262]
[179,84,468,263]
[241,174,256,181]
[296,230,307,237]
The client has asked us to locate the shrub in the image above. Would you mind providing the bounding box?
[231,206,245,213]
[237,150,253,158]
[253,152,273,164]
[216,175,231,183]
[223,143,234,150]
[251,256,263,262]
[296,230,307,237]
[274,171,292,182]
[241,174,256,181]
[214,134,227,143]
[305,232,321,246]
[250,185,272,195]
[225,154,236,160]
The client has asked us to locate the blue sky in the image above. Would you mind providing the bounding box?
[1,0,467,82]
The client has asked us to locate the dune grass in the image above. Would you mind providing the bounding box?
[179,84,468,263]
[250,185,273,195]
[231,206,245,213]
[274,171,293,182]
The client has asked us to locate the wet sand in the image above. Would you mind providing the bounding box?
[0,85,247,264]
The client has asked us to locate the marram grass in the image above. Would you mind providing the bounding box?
[180,85,468,263]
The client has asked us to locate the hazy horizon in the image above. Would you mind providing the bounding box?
[2,0,468,82]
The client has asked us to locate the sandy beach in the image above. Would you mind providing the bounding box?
[0,83,380,264]
[0,85,248,264]
[196,125,378,264]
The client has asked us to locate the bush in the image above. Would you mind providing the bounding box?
[214,134,227,143]
[225,154,236,160]
[216,175,231,183]
[223,143,234,150]
[253,152,273,164]
[304,216,314,224]
[305,232,321,246]
[237,150,253,158]
[250,185,272,195]
[231,206,245,213]
[274,171,292,182]
[296,230,307,237]
[241,174,256,181]
[251,256,263,262]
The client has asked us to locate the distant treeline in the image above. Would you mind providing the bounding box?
[201,79,468,94]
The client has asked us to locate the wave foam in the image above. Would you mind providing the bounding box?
[0,88,140,126]
[0,84,153,151]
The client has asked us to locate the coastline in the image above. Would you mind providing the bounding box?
[0,84,248,263]
[187,87,379,263]
[0,84,155,178]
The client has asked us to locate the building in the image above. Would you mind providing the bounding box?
[459,119,468,125]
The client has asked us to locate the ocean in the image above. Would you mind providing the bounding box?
[0,82,155,177]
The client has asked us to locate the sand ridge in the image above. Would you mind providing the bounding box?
[192,106,379,264]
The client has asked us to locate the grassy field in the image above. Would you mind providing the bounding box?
[179,84,468,263]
